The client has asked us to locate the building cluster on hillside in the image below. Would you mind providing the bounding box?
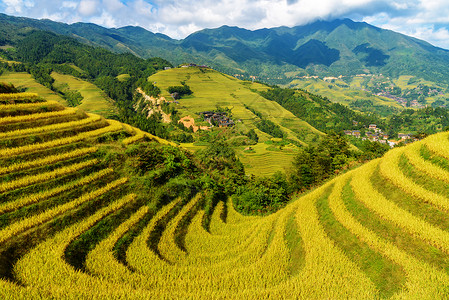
[375,92,408,106]
[375,92,425,108]
[344,123,416,147]
[200,111,235,127]
[181,63,210,68]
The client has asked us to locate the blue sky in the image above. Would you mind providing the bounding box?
[1,0,449,49]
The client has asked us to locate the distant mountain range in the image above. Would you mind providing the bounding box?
[1,13,449,84]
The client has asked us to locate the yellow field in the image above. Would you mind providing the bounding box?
[2,93,449,298]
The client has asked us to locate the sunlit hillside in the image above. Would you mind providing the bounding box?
[2,92,449,298]
[0,71,116,117]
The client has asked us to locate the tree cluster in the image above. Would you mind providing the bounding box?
[167,84,193,99]
[289,133,351,191]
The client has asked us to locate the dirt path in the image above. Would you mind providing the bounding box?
[179,116,210,132]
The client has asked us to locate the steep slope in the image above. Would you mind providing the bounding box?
[148,66,325,175]
[2,91,449,298]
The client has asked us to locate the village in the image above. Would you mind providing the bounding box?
[200,111,235,127]
[344,123,415,147]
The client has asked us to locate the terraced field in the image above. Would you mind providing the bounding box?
[236,142,298,176]
[2,93,449,298]
[150,67,321,176]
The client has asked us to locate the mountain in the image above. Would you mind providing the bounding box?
[180,20,449,83]
[1,14,449,85]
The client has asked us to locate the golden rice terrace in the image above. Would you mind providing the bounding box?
[1,92,449,298]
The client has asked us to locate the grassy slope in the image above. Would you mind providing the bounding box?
[150,67,324,176]
[287,77,402,112]
[51,72,115,117]
[0,72,66,104]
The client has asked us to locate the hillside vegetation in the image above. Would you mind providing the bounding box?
[2,92,449,298]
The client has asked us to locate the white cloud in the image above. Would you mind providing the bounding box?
[90,10,116,27]
[103,0,123,12]
[61,1,77,9]
[3,0,34,13]
[78,0,98,16]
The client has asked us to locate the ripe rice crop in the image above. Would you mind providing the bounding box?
[330,172,449,298]
[0,167,113,214]
[0,121,122,158]
[0,100,61,111]
[0,92,39,103]
[0,107,77,125]
[0,158,98,193]
[0,113,102,139]
[404,142,449,183]
[0,177,128,244]
[352,160,449,254]
[379,145,449,212]
[0,146,97,175]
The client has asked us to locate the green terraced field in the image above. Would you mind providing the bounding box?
[0,72,65,104]
[150,67,324,146]
[51,72,116,116]
[150,67,325,176]
[235,142,298,176]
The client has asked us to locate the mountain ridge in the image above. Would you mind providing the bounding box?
[1,13,449,85]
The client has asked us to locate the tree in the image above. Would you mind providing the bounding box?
[246,129,259,143]
[168,84,193,98]
[289,133,351,191]
[64,90,83,107]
